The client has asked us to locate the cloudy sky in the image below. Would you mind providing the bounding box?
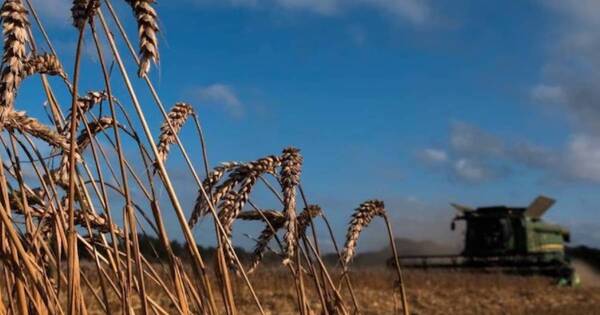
[22,0,600,250]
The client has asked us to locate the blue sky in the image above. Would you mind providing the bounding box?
[22,0,600,250]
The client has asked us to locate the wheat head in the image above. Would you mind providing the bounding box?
[126,0,159,77]
[61,91,109,134]
[76,117,115,150]
[237,210,284,223]
[188,162,241,228]
[248,218,286,274]
[247,205,318,274]
[280,147,302,264]
[341,200,385,267]
[23,53,66,79]
[71,0,99,29]
[0,0,29,112]
[218,155,282,270]
[3,110,70,150]
[156,102,194,164]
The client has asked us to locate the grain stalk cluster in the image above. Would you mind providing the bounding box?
[0,1,410,314]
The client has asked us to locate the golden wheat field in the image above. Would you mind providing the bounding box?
[209,268,600,315]
[8,264,595,315]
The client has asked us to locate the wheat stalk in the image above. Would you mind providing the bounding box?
[0,0,29,112]
[341,200,386,266]
[156,102,194,164]
[126,0,159,77]
[280,147,302,264]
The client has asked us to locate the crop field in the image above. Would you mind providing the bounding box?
[213,267,600,315]
[5,264,596,315]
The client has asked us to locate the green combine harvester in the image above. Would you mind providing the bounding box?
[394,196,576,282]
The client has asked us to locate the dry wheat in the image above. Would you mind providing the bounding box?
[0,0,29,112]
[62,91,109,134]
[4,110,70,151]
[76,116,114,150]
[247,205,319,274]
[156,102,194,164]
[296,204,321,236]
[23,53,66,79]
[341,200,386,266]
[188,162,241,228]
[218,156,281,270]
[71,0,99,29]
[280,147,302,264]
[248,219,285,274]
[237,210,284,223]
[126,0,159,77]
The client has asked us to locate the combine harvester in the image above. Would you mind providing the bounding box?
[393,196,577,283]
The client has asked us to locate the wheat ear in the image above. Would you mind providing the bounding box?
[4,110,70,151]
[62,91,109,134]
[188,161,241,228]
[71,0,99,29]
[247,205,320,273]
[50,117,114,188]
[280,147,302,264]
[0,0,29,111]
[219,156,282,270]
[237,210,284,223]
[297,204,321,237]
[341,200,386,267]
[76,117,115,150]
[248,219,286,274]
[23,53,66,79]
[126,0,159,77]
[156,102,194,164]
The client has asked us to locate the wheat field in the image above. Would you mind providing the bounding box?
[0,1,598,314]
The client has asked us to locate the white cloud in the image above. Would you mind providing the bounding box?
[358,0,430,25]
[534,1,600,135]
[419,148,448,164]
[419,122,510,183]
[192,84,244,117]
[449,121,504,157]
[565,134,600,182]
[272,0,339,14]
[530,84,567,105]
[453,159,489,182]
[189,0,432,25]
[418,121,600,184]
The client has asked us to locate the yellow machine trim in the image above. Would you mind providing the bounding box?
[536,243,564,252]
